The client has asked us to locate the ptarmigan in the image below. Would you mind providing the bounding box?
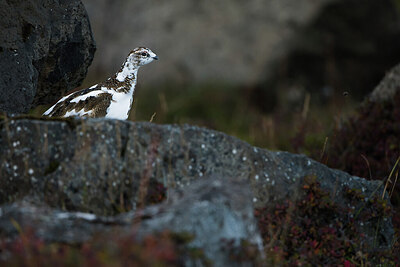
[43,47,158,120]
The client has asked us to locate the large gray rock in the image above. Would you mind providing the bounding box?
[0,118,394,251]
[136,176,263,266]
[83,0,400,97]
[0,177,262,266]
[0,0,96,114]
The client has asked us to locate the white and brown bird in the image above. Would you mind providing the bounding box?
[43,47,158,120]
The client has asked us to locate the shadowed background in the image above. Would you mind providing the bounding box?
[79,0,400,151]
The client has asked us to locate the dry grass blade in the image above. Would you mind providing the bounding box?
[150,112,156,122]
[320,136,328,162]
[382,156,400,200]
[389,170,398,198]
[360,154,372,180]
[301,93,311,120]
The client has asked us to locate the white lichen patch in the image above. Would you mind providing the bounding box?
[57,212,97,221]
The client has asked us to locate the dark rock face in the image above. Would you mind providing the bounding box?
[0,119,394,253]
[271,0,400,99]
[0,0,96,114]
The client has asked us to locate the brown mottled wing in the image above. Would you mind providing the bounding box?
[44,88,113,118]
[84,92,113,118]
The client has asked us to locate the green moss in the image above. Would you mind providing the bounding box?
[44,161,60,175]
[169,231,195,244]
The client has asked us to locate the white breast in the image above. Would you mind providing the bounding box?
[105,85,136,120]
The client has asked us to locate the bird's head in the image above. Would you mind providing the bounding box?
[127,47,158,67]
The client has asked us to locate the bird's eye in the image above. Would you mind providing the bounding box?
[141,52,149,57]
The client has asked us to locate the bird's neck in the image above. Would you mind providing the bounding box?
[116,61,139,83]
[110,62,139,94]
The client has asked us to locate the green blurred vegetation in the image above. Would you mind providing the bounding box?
[131,84,358,154]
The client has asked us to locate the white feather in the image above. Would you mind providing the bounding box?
[64,108,93,117]
[70,90,103,103]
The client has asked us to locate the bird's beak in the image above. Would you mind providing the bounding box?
[153,56,159,60]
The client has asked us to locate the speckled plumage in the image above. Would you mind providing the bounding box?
[43,47,158,120]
